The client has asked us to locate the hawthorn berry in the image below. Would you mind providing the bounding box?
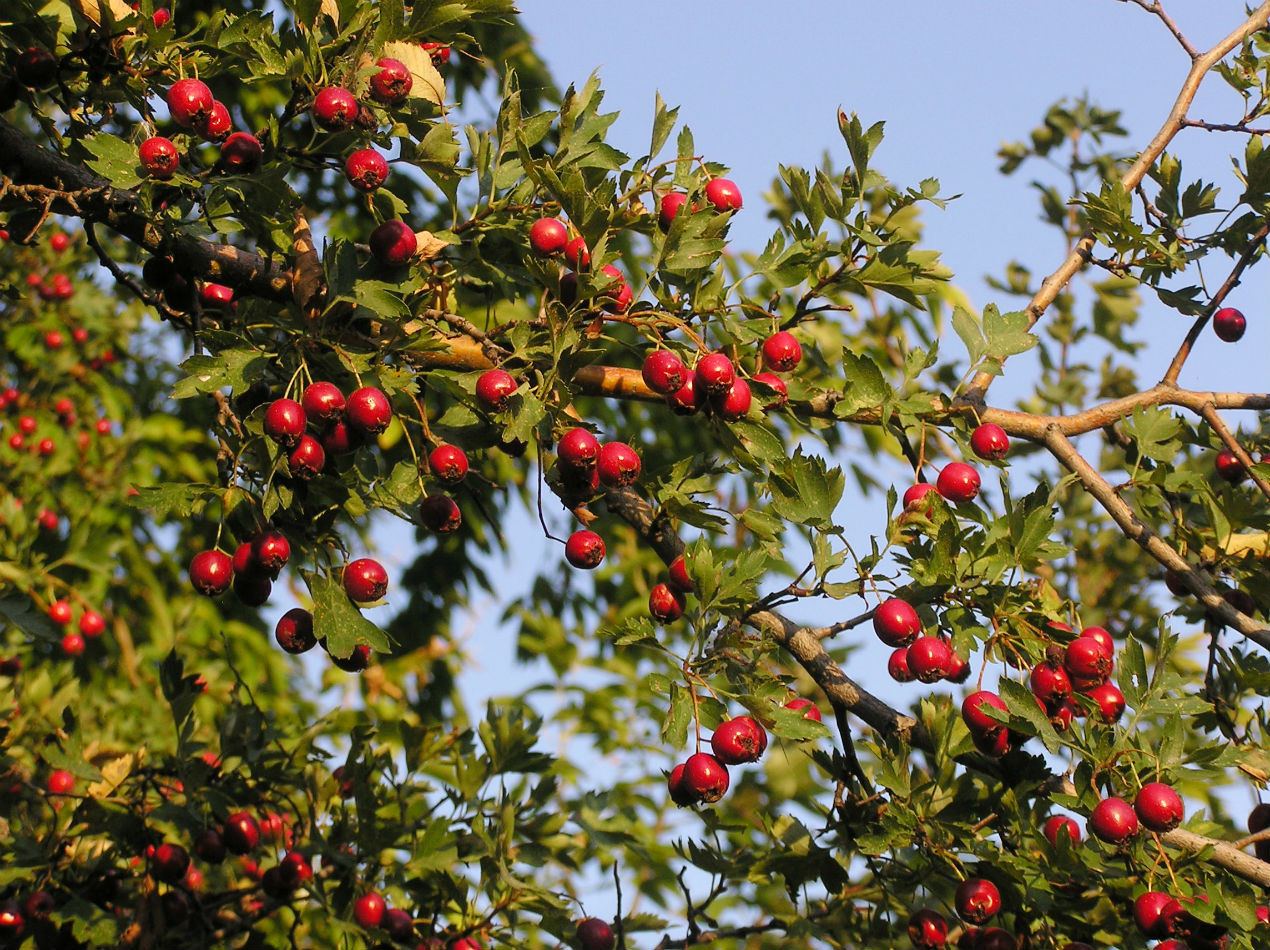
[79,610,105,638]
[712,377,752,421]
[48,600,72,625]
[190,550,233,596]
[47,770,74,795]
[888,647,915,683]
[557,427,602,474]
[275,608,316,654]
[151,843,190,884]
[657,192,691,231]
[666,763,697,806]
[222,812,261,854]
[1214,449,1246,484]
[961,690,1007,735]
[907,909,948,950]
[1134,890,1183,939]
[220,132,263,173]
[936,461,981,503]
[345,386,393,436]
[198,99,232,141]
[232,571,271,607]
[1029,660,1071,711]
[61,632,86,656]
[344,558,389,603]
[695,352,736,395]
[641,350,687,395]
[873,597,921,647]
[302,381,346,424]
[263,398,306,447]
[428,444,468,484]
[667,372,705,414]
[598,442,641,487]
[139,136,180,179]
[369,57,412,105]
[1063,636,1112,687]
[1212,306,1246,342]
[576,917,616,950]
[955,877,1002,924]
[1088,796,1138,844]
[907,636,953,683]
[369,219,418,266]
[353,892,386,928]
[1135,781,1184,832]
[710,716,767,764]
[288,435,326,479]
[970,423,1010,460]
[383,908,415,941]
[420,494,462,533]
[761,331,802,372]
[167,78,214,129]
[529,217,568,257]
[564,236,590,270]
[345,148,389,191]
[564,529,605,569]
[784,697,822,722]
[648,583,685,623]
[199,282,234,309]
[667,553,693,593]
[704,177,743,212]
[680,751,729,803]
[1043,815,1080,847]
[312,86,358,131]
[15,46,57,87]
[475,369,517,413]
[751,371,788,407]
[1084,681,1125,723]
[902,481,939,512]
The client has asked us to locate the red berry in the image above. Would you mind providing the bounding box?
[383,907,414,941]
[902,481,939,511]
[599,264,633,313]
[667,371,705,414]
[330,644,372,672]
[1212,306,1246,342]
[167,78,213,129]
[1084,681,1125,723]
[199,282,234,309]
[598,442,641,488]
[61,632,86,656]
[369,57,413,105]
[761,331,802,373]
[233,572,271,606]
[695,352,735,395]
[658,192,691,231]
[1080,625,1114,656]
[1063,636,1112,687]
[428,444,468,484]
[1043,815,1080,847]
[139,136,180,179]
[1135,781,1184,832]
[47,769,74,795]
[564,236,590,271]
[710,715,767,764]
[873,597,921,647]
[152,843,190,884]
[1134,891,1183,939]
[264,398,306,447]
[712,377,752,421]
[15,46,57,87]
[667,763,697,806]
[288,434,326,479]
[751,371,788,408]
[1029,660,1071,711]
[420,494,462,533]
[253,531,290,573]
[353,892,386,928]
[345,148,389,191]
[680,751,729,803]
[961,690,1007,735]
[955,877,1002,924]
[344,558,388,603]
[564,529,605,570]
[369,219,417,266]
[784,697,822,722]
[907,908,948,950]
[198,99,231,141]
[704,177,742,212]
[1214,449,1246,484]
[223,812,261,854]
[475,369,517,413]
[640,351,687,395]
[302,381,346,424]
[1088,796,1138,844]
[936,462,981,503]
[190,550,233,595]
[220,132,263,173]
[576,917,616,950]
[557,427,601,474]
[907,636,952,683]
[345,386,392,436]
[275,608,316,654]
[970,423,1010,460]
[648,583,685,623]
[529,218,568,257]
[79,610,105,638]
[667,553,693,593]
[48,600,73,625]
[888,647,915,683]
[312,86,358,131]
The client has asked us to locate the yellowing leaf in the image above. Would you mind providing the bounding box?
[87,749,143,800]
[382,41,445,104]
[71,0,134,25]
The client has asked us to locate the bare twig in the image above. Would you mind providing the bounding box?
[1199,403,1270,505]
[1118,0,1198,58]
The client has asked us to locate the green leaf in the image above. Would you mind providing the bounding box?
[767,449,845,530]
[83,133,142,188]
[983,305,1038,358]
[661,683,692,749]
[305,569,393,658]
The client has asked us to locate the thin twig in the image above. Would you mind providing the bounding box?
[1199,403,1270,505]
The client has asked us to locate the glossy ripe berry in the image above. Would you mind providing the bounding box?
[712,377,752,421]
[275,608,316,654]
[343,385,392,436]
[599,264,634,313]
[667,371,705,414]
[681,751,729,803]
[784,697,822,722]
[961,690,1007,735]
[264,398,306,447]
[288,435,325,479]
[312,86,358,131]
[382,908,414,941]
[1043,815,1080,847]
[198,99,231,141]
[1212,306,1246,342]
[761,331,802,372]
[253,531,290,574]
[902,481,939,511]
[649,583,686,623]
[1088,796,1139,844]
[576,917,616,950]
[936,461,981,503]
[751,371,788,407]
[598,441,641,488]
[873,597,921,647]
[47,769,75,795]
[1135,781,1184,832]
[529,217,569,257]
[151,843,190,884]
[667,762,698,806]
[1214,449,1246,484]
[369,219,418,266]
[199,282,234,309]
[955,877,1002,924]
[369,57,413,105]
[302,381,346,424]
[1084,681,1125,723]
[48,600,72,625]
[0,901,22,942]
[564,529,605,569]
[695,351,736,395]
[345,148,389,191]
[1134,890,1183,939]
[473,369,515,413]
[658,191,691,231]
[220,131,262,173]
[1080,625,1114,656]
[1063,636,1112,687]
[710,716,767,764]
[704,177,743,212]
[353,892,387,928]
[139,136,180,179]
[344,558,388,603]
[190,550,233,595]
[642,349,688,395]
[61,633,86,656]
[888,647,915,683]
[970,423,1010,460]
[1029,660,1072,711]
[420,494,462,533]
[428,444,468,484]
[167,77,214,129]
[667,553,693,593]
[193,828,227,863]
[907,908,948,950]
[563,236,590,271]
[557,427,602,476]
[223,812,261,854]
[79,610,105,638]
[907,636,953,683]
